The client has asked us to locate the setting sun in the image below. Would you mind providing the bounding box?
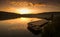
[17,8,32,14]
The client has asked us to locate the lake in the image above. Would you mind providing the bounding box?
[0,17,43,37]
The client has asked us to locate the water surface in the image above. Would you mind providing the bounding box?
[0,17,42,37]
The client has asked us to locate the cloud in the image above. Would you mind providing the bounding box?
[0,0,60,12]
[9,0,60,4]
[0,0,60,8]
[9,1,46,8]
[0,0,46,8]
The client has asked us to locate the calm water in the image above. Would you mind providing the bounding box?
[0,17,42,37]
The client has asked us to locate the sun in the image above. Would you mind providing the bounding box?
[17,8,31,14]
[20,9,30,14]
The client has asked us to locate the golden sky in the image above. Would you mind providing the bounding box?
[0,0,60,14]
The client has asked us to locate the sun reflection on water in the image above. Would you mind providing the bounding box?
[0,17,41,31]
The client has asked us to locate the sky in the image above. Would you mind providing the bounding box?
[0,0,60,14]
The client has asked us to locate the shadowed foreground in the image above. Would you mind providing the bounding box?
[42,15,60,37]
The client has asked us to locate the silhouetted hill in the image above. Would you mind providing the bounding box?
[21,12,60,20]
[0,11,60,21]
[0,11,21,21]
